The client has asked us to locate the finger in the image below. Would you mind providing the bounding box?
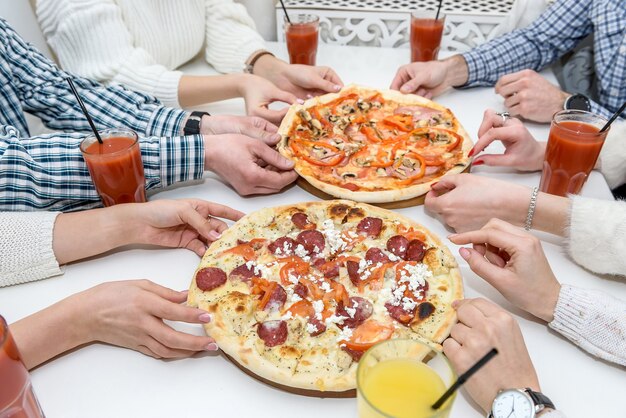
[321,67,344,88]
[390,67,409,90]
[188,238,209,256]
[149,321,217,352]
[442,337,462,358]
[483,218,530,238]
[476,109,499,138]
[483,244,507,268]
[504,93,522,111]
[144,333,206,359]
[473,243,487,256]
[309,67,342,93]
[249,116,279,133]
[449,323,473,345]
[494,71,523,94]
[454,299,487,327]
[449,228,518,251]
[253,107,289,126]
[465,298,503,317]
[197,201,244,222]
[472,153,518,168]
[136,344,162,359]
[472,125,513,157]
[176,204,225,243]
[239,123,281,145]
[252,166,299,191]
[254,142,295,171]
[458,247,506,288]
[430,177,458,192]
[400,73,430,94]
[148,294,213,324]
[139,280,188,303]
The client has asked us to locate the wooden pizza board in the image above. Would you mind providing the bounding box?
[222,351,356,398]
[296,165,471,209]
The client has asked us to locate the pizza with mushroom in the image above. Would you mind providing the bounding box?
[187,200,463,392]
[277,85,473,203]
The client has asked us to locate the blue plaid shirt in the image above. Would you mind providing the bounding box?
[0,19,205,211]
[463,0,626,119]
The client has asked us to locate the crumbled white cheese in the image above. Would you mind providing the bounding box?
[401,297,418,311]
[281,311,294,320]
[282,240,294,255]
[288,292,302,304]
[320,281,332,292]
[254,263,274,279]
[306,322,319,333]
[321,219,348,253]
[245,260,256,269]
[386,251,400,262]
[313,245,321,254]
[312,300,324,320]
[287,273,299,285]
[325,314,347,326]
[345,307,357,318]
[294,244,308,258]
[336,326,353,342]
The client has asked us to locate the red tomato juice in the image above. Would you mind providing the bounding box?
[83,136,146,206]
[0,320,44,417]
[411,18,444,62]
[286,24,319,65]
[539,121,607,196]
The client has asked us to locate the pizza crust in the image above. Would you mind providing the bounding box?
[278,85,473,203]
[189,200,463,392]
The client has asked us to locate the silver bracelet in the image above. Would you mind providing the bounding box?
[524,187,539,231]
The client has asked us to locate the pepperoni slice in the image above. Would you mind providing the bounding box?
[257,320,288,347]
[265,284,287,311]
[307,318,327,337]
[385,302,416,326]
[336,297,373,329]
[292,212,316,230]
[386,235,409,259]
[296,230,326,254]
[317,260,340,278]
[356,217,383,237]
[405,239,426,262]
[365,248,390,264]
[195,267,227,291]
[229,263,260,282]
[342,346,364,362]
[293,282,309,299]
[268,237,297,256]
[346,260,361,286]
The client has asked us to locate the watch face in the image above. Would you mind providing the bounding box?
[567,94,591,111]
[491,389,535,418]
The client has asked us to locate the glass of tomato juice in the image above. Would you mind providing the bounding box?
[80,128,147,207]
[357,339,456,418]
[0,315,45,418]
[410,10,446,62]
[284,14,319,65]
[539,110,609,197]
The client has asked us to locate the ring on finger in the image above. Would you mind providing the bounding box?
[495,111,511,125]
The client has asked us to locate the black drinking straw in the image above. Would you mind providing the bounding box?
[279,0,291,24]
[435,0,444,20]
[431,348,498,410]
[66,77,103,144]
[599,101,626,133]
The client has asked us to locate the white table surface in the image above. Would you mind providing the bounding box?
[2,43,624,418]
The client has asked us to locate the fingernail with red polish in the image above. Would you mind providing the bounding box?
[198,313,211,323]
[468,147,475,157]
[206,343,219,351]
[431,181,439,188]
[472,159,484,166]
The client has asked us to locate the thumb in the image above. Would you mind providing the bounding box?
[253,142,295,171]
[239,123,281,145]
[458,247,504,288]
[308,70,341,93]
[400,72,431,94]
[252,107,289,127]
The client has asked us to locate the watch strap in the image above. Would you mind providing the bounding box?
[244,50,275,74]
[183,111,210,136]
[525,388,556,411]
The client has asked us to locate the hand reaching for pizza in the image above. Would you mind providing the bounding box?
[11,280,219,369]
[239,75,299,125]
[253,55,343,99]
[443,298,541,413]
[494,69,571,123]
[127,199,245,256]
[203,134,298,195]
[425,174,531,232]
[471,109,546,170]
[448,219,561,322]
[390,55,469,97]
[200,114,281,145]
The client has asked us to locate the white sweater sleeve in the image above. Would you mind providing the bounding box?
[0,212,62,287]
[204,0,267,73]
[549,285,626,366]
[36,0,182,108]
[598,120,626,190]
[566,195,626,276]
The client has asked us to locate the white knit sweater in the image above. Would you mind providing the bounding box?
[36,0,266,108]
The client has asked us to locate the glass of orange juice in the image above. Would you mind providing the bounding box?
[357,339,456,418]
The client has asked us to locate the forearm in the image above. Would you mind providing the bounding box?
[11,293,87,370]
[178,74,250,108]
[441,55,469,88]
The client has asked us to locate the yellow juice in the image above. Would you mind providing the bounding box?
[358,359,448,418]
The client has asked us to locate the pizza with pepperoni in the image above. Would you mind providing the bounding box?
[187,201,463,392]
[277,85,473,203]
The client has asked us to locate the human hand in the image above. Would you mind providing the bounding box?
[390,55,468,97]
[448,218,561,322]
[495,69,570,123]
[254,55,343,98]
[77,280,218,359]
[204,134,298,195]
[471,109,546,171]
[443,298,541,412]
[125,199,244,256]
[425,174,531,232]
[239,74,299,124]
[200,114,281,145]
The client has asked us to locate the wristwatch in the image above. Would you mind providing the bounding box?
[183,111,210,136]
[488,388,555,418]
[564,93,591,112]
